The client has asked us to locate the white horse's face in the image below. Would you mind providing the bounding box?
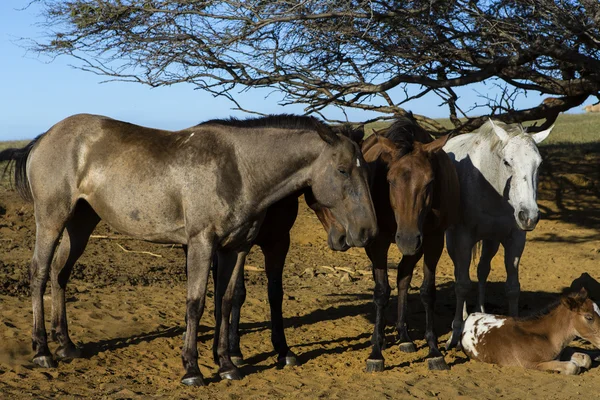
[491,121,552,231]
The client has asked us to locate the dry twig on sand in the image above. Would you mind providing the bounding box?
[114,243,163,258]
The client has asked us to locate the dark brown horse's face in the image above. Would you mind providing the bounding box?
[387,145,433,255]
[386,136,450,255]
[310,136,377,248]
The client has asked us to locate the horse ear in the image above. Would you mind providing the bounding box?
[531,125,554,144]
[577,287,589,300]
[561,295,580,311]
[422,134,451,154]
[489,119,510,142]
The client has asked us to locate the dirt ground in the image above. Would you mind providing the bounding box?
[1,143,599,399]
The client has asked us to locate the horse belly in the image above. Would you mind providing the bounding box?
[84,180,187,244]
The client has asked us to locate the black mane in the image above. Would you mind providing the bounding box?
[199,114,339,144]
[515,298,561,322]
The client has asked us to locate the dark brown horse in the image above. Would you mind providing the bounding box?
[0,113,377,386]
[361,116,460,371]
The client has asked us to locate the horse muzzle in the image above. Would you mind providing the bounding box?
[395,232,422,256]
[516,209,540,231]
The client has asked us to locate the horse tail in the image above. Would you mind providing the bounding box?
[0,133,44,202]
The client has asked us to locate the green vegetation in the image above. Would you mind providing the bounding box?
[365,113,600,145]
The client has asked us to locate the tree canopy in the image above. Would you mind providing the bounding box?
[31,0,600,133]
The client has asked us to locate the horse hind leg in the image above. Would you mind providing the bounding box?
[476,240,500,313]
[420,233,449,370]
[227,266,246,367]
[30,207,72,368]
[50,200,100,361]
[263,234,299,368]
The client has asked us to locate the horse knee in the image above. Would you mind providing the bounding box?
[373,283,391,308]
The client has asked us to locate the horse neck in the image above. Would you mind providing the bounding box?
[518,305,577,356]
[234,131,325,211]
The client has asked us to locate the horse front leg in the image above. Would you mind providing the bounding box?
[396,252,421,354]
[215,250,248,381]
[445,227,475,350]
[365,237,390,372]
[476,240,500,313]
[181,236,214,387]
[263,234,298,368]
[502,230,526,317]
[420,232,449,370]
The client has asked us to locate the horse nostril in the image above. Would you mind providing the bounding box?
[415,235,422,250]
[518,211,526,222]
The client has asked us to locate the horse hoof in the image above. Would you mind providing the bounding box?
[219,368,243,381]
[181,374,206,386]
[428,356,450,371]
[366,359,384,372]
[277,351,300,369]
[230,355,245,368]
[55,345,82,361]
[32,355,57,368]
[399,342,417,353]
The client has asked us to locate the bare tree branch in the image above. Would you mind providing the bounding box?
[27,0,600,132]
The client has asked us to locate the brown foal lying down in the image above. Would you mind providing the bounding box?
[461,288,600,374]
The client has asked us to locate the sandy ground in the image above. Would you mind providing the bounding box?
[1,143,599,399]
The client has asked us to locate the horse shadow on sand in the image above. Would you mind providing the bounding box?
[75,279,596,376]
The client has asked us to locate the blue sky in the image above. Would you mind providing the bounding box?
[0,1,583,141]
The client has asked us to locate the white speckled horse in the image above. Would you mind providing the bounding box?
[444,120,553,349]
[461,288,600,375]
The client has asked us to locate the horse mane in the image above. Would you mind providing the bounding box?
[515,298,561,322]
[475,119,528,151]
[383,113,435,159]
[198,114,339,144]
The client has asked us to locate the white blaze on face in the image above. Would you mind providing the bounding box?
[356,158,361,167]
[461,313,506,359]
[593,303,600,317]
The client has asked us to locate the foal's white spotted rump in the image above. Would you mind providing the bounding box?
[461,313,506,358]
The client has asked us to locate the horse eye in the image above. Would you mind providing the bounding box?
[338,168,349,176]
[585,315,594,322]
[503,160,511,167]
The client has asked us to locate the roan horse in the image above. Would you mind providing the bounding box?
[0,113,377,386]
[444,119,553,349]
[208,124,365,369]
[461,288,600,374]
[359,116,460,371]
